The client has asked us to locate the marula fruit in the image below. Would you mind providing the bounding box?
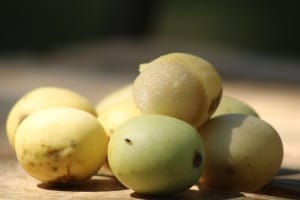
[15,107,108,184]
[6,86,96,149]
[198,114,283,192]
[133,53,222,128]
[108,114,205,195]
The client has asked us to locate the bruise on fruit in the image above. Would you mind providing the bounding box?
[193,151,202,168]
[208,89,223,115]
[49,165,75,184]
[46,148,64,161]
[52,166,58,172]
[124,138,132,145]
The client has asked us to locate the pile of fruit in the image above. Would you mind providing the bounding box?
[6,53,283,196]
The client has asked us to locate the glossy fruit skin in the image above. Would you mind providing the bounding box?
[133,53,222,128]
[15,107,108,184]
[212,95,259,118]
[198,114,283,192]
[96,85,140,137]
[108,114,205,195]
[6,86,96,149]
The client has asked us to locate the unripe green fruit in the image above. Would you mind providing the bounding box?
[15,107,108,184]
[6,86,96,149]
[198,114,283,192]
[212,95,259,118]
[108,114,205,195]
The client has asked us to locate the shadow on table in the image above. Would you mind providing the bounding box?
[37,176,126,192]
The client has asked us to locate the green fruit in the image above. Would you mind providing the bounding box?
[6,86,96,149]
[15,107,108,184]
[198,114,283,192]
[212,95,259,118]
[108,114,205,195]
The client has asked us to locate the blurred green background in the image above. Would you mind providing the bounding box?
[0,0,299,56]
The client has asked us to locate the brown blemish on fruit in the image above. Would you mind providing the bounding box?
[124,138,132,145]
[46,148,64,161]
[109,129,115,135]
[29,161,35,167]
[49,164,75,184]
[70,140,77,148]
[193,151,202,168]
[52,166,58,172]
[208,89,223,115]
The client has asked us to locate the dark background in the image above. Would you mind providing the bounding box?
[0,0,299,56]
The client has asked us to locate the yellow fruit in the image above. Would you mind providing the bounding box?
[133,53,222,128]
[15,107,108,184]
[96,84,133,114]
[96,85,140,136]
[6,86,96,149]
[199,114,283,192]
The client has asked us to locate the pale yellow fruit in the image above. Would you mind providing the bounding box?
[139,53,222,119]
[96,85,140,136]
[96,84,133,114]
[98,99,140,137]
[212,95,259,118]
[6,86,96,149]
[15,107,108,184]
[134,53,222,128]
[133,58,208,127]
[198,114,283,192]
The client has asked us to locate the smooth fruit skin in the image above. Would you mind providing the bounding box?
[198,114,283,192]
[108,114,205,195]
[6,86,97,149]
[15,107,108,184]
[96,85,140,136]
[96,84,133,114]
[212,95,259,118]
[134,53,222,128]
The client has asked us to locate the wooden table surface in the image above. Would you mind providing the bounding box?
[0,42,299,199]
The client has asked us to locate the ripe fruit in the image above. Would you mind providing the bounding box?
[198,114,283,192]
[212,95,259,118]
[133,53,222,128]
[96,85,140,136]
[6,86,96,149]
[108,114,205,195]
[15,107,108,184]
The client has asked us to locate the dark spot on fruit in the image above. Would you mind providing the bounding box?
[124,138,132,145]
[70,140,77,148]
[193,151,202,168]
[29,161,35,167]
[208,89,222,115]
[109,129,115,135]
[46,148,64,161]
[225,167,235,175]
[23,149,28,155]
[48,165,74,184]
[41,144,46,148]
[52,166,58,172]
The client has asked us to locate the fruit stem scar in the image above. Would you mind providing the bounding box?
[124,138,132,145]
[193,151,202,168]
